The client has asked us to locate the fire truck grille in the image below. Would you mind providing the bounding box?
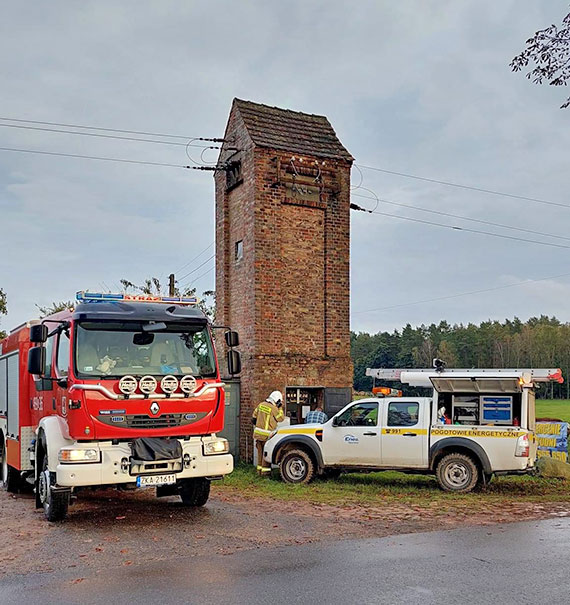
[95,412,207,429]
[126,414,183,429]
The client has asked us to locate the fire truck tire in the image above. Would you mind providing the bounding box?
[38,452,70,522]
[179,478,211,506]
[435,453,479,493]
[1,437,20,493]
[279,448,316,484]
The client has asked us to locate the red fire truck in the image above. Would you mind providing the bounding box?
[0,291,241,521]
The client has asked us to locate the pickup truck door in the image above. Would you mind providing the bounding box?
[380,399,428,468]
[322,401,381,466]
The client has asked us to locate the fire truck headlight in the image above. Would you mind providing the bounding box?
[58,448,101,464]
[203,439,229,456]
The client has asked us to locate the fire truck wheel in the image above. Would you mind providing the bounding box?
[279,448,315,484]
[38,454,70,522]
[1,436,20,493]
[179,478,211,506]
[435,453,479,493]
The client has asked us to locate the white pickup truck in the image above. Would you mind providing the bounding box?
[263,368,563,492]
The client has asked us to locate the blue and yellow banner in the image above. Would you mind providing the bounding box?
[536,422,568,463]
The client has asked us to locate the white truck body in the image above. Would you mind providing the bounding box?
[264,368,561,491]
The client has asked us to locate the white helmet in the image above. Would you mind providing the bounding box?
[266,390,283,405]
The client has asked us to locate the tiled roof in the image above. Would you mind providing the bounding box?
[233,98,353,161]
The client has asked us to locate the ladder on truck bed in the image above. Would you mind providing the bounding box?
[366,367,563,387]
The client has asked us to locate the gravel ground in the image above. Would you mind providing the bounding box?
[1,484,569,580]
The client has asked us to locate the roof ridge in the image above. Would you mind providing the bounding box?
[233,98,330,121]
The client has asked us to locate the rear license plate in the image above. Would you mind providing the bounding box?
[136,473,177,487]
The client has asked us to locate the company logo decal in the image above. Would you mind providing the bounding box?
[344,434,359,444]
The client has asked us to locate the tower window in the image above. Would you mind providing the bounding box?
[226,160,243,191]
[235,240,243,262]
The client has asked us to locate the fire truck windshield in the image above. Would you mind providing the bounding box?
[74,321,216,379]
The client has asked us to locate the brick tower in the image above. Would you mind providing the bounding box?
[215,99,353,459]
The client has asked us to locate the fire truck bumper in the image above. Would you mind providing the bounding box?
[55,437,233,487]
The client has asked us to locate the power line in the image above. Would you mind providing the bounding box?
[178,253,216,283]
[0,146,187,168]
[0,122,217,149]
[356,163,570,210]
[353,271,570,314]
[0,116,199,140]
[351,202,570,250]
[172,242,215,276]
[191,266,215,285]
[352,192,570,242]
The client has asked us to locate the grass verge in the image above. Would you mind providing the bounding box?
[536,399,570,422]
[215,463,570,508]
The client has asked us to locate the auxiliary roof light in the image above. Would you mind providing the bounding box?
[180,375,198,394]
[76,291,198,305]
[161,375,179,394]
[119,375,138,396]
[372,387,402,397]
[139,375,158,395]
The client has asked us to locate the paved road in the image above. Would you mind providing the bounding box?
[2,517,569,604]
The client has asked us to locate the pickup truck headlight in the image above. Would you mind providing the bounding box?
[203,439,229,456]
[58,448,100,464]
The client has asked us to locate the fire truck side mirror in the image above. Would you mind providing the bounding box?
[30,324,48,344]
[224,330,239,348]
[227,349,241,376]
[28,346,46,376]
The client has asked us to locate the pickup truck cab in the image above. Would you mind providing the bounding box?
[263,368,562,492]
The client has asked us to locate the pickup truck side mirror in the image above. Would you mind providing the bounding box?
[331,416,339,427]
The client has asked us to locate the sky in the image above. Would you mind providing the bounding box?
[1,1,569,336]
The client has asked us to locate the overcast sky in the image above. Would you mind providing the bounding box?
[1,1,569,336]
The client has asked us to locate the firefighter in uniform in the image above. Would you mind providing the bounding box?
[252,390,285,475]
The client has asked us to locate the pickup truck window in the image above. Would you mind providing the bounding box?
[387,401,419,427]
[336,402,378,427]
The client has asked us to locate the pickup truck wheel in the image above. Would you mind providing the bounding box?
[436,453,479,493]
[1,436,20,493]
[279,449,315,484]
[38,453,70,522]
[179,478,210,506]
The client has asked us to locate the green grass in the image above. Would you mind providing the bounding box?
[215,463,570,508]
[536,399,570,422]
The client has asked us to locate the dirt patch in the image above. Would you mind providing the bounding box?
[1,484,569,579]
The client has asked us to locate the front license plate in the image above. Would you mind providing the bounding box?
[136,473,177,487]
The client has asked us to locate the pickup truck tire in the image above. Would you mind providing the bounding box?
[179,478,210,506]
[279,449,315,484]
[435,453,479,493]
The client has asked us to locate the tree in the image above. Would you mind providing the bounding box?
[0,288,7,339]
[511,9,570,108]
[36,301,74,318]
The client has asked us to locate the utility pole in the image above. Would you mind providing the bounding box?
[168,273,176,297]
